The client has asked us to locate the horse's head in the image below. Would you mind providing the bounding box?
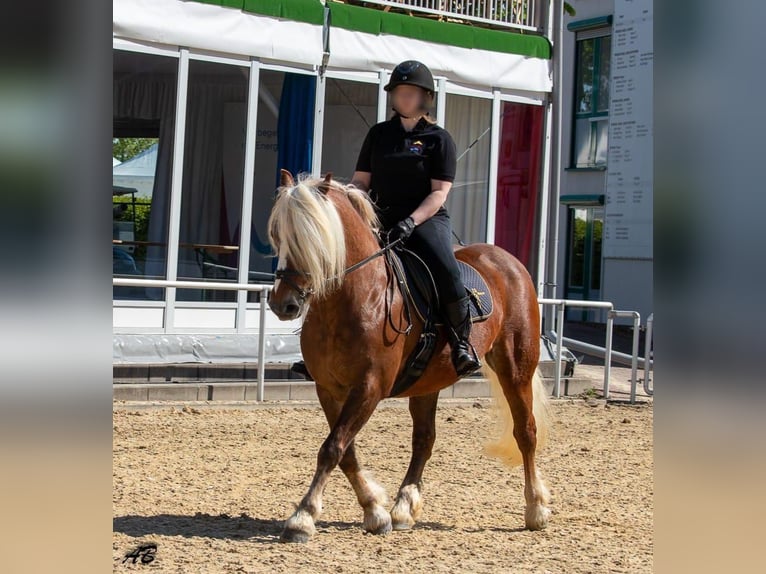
[267,169,378,320]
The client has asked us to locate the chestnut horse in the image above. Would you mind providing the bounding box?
[267,170,551,543]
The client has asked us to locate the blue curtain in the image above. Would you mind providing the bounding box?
[276,73,316,186]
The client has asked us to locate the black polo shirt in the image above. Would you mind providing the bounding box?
[355,116,457,229]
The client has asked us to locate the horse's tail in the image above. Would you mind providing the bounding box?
[484,366,550,468]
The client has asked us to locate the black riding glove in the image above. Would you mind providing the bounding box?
[387,217,416,245]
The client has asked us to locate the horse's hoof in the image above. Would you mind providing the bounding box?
[391,485,421,530]
[365,521,392,536]
[391,519,413,531]
[280,528,312,543]
[280,509,316,543]
[363,505,392,536]
[525,504,551,531]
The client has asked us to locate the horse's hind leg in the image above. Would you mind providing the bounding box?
[280,385,391,543]
[391,392,439,530]
[486,344,551,530]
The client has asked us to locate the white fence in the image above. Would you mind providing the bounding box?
[113,277,273,401]
[112,280,655,404]
[355,0,540,31]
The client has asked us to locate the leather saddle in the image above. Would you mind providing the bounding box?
[386,247,493,397]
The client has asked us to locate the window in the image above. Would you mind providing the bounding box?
[175,59,250,302]
[113,50,179,301]
[322,77,378,180]
[443,93,491,244]
[572,33,611,168]
[564,206,604,321]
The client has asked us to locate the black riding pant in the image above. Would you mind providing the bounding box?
[401,214,464,305]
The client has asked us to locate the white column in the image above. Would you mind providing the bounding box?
[485,89,502,244]
[311,73,326,177]
[235,59,261,333]
[163,47,190,333]
[377,69,388,123]
[436,77,447,127]
[536,98,553,299]
[544,0,565,322]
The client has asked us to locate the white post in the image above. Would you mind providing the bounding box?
[257,288,269,401]
[311,72,326,177]
[536,97,552,300]
[604,311,614,399]
[629,312,641,404]
[544,0,565,330]
[643,313,653,396]
[554,301,565,398]
[377,69,388,123]
[436,77,447,127]
[236,59,261,333]
[485,89,502,244]
[163,48,190,333]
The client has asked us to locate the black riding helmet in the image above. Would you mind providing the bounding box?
[384,60,435,95]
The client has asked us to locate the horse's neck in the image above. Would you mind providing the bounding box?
[312,206,388,319]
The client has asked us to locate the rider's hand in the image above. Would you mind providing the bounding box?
[387,217,416,245]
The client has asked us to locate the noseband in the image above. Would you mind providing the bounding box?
[274,268,315,300]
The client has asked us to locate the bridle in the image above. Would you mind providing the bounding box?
[274,237,403,301]
[274,268,315,301]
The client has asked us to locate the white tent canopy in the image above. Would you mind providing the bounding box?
[113,0,552,94]
[112,142,157,198]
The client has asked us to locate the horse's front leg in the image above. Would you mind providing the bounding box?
[280,383,388,543]
[315,386,392,536]
[391,392,439,530]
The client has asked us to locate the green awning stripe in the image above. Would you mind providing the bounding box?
[329,2,551,59]
[560,194,605,205]
[567,15,613,32]
[190,0,325,26]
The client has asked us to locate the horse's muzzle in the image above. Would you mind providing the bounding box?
[268,291,303,320]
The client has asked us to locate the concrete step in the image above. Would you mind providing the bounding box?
[539,376,597,397]
[114,374,595,403]
[113,363,304,382]
[116,362,583,383]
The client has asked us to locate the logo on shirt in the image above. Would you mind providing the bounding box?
[408,140,424,155]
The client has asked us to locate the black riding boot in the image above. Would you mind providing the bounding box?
[444,296,481,376]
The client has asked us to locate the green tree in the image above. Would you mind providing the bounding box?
[113,138,157,162]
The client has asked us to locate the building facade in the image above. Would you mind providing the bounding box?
[556,0,653,323]
[112,0,653,362]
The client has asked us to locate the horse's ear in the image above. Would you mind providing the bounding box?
[317,172,333,194]
[280,169,295,187]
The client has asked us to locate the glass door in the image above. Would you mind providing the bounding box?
[565,206,604,321]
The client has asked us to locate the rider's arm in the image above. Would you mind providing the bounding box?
[409,130,456,226]
[410,180,452,225]
[349,171,371,192]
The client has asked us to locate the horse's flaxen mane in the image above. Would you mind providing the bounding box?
[267,173,379,298]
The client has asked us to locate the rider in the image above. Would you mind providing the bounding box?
[349,60,481,377]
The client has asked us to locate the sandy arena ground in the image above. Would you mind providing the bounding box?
[113,398,653,573]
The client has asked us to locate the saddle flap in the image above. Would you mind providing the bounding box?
[391,248,493,325]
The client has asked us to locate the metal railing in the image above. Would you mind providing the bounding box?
[349,1,540,31]
[113,277,273,401]
[112,281,655,404]
[643,313,653,397]
[538,298,654,403]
